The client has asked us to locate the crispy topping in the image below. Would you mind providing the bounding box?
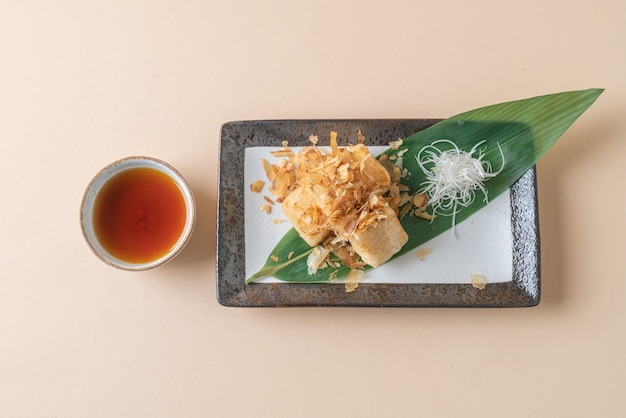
[416,247,432,261]
[250,180,265,193]
[389,138,403,150]
[260,203,271,214]
[260,130,432,277]
[344,269,365,292]
[270,141,293,157]
[416,211,435,221]
[357,129,366,144]
[266,133,392,247]
[471,274,488,290]
[307,245,330,275]
[413,193,427,208]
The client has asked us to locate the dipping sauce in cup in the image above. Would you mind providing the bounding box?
[81,157,195,270]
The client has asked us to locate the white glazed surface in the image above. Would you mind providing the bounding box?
[245,146,513,284]
[80,157,195,271]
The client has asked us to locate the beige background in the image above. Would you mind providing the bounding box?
[1,0,624,417]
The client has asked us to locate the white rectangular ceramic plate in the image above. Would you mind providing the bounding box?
[217,120,540,307]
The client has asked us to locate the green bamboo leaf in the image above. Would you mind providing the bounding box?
[247,88,603,284]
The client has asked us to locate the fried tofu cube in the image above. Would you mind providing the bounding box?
[281,185,329,247]
[349,206,408,268]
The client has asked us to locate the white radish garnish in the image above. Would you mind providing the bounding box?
[416,139,504,233]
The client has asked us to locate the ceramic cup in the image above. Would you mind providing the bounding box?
[80,156,195,270]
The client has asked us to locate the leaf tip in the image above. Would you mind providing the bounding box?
[245,273,262,284]
[588,87,605,98]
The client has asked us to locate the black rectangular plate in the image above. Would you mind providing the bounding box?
[217,120,540,307]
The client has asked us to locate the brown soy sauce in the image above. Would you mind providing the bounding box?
[93,167,186,263]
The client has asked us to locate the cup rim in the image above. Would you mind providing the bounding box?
[80,156,196,271]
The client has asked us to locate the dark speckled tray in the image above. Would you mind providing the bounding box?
[217,120,540,307]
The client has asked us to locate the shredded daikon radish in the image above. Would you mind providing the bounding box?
[416,139,504,231]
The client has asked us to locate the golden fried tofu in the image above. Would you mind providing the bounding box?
[349,205,408,268]
[264,131,411,269]
[281,185,329,247]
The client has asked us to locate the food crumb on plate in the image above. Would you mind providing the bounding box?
[416,247,432,261]
[250,180,265,193]
[344,269,365,292]
[260,203,271,214]
[471,274,488,290]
